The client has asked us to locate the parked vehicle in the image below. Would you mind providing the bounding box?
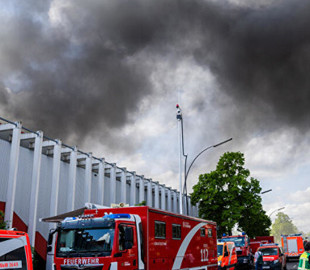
[47,206,218,270]
[255,244,286,270]
[217,241,237,270]
[0,229,33,270]
[219,234,252,269]
[250,236,275,254]
[281,234,304,261]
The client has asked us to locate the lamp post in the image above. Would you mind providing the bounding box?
[269,207,285,217]
[261,189,272,194]
[176,104,232,215]
[183,138,232,215]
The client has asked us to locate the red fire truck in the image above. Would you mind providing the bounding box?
[281,234,304,261]
[250,236,275,254]
[219,234,252,269]
[0,229,33,270]
[47,206,218,270]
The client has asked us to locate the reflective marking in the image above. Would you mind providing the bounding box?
[172,222,206,270]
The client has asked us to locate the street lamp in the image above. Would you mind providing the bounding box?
[261,189,272,194]
[176,104,232,215]
[269,207,285,217]
[184,138,233,183]
[183,138,232,214]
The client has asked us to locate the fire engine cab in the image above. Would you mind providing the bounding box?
[0,229,33,270]
[255,244,286,270]
[217,241,237,270]
[219,234,252,269]
[47,206,218,270]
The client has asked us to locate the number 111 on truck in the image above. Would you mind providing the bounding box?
[46,206,218,270]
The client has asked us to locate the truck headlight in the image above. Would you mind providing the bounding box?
[243,259,248,263]
[218,260,222,266]
[273,260,279,264]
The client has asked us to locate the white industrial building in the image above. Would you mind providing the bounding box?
[0,117,198,262]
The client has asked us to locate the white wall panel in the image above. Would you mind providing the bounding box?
[57,162,70,215]
[74,166,87,209]
[36,154,53,238]
[15,146,33,225]
[0,140,11,201]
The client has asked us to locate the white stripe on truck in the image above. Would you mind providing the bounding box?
[172,222,206,270]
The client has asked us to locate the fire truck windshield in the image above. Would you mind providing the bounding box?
[221,237,245,247]
[260,248,278,256]
[217,245,223,256]
[56,226,115,257]
[0,238,27,270]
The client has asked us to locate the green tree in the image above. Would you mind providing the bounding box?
[0,210,7,229]
[271,212,299,244]
[191,151,271,238]
[135,200,146,206]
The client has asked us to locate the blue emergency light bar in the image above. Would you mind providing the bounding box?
[104,214,131,219]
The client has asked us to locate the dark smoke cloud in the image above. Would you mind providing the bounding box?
[193,0,310,132]
[1,0,310,150]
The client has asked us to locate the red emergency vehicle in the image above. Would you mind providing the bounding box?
[47,206,218,270]
[0,229,33,270]
[281,234,304,261]
[219,234,252,269]
[250,236,275,254]
[255,244,286,270]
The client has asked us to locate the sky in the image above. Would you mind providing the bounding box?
[0,0,309,233]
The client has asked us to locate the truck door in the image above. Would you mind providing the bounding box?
[115,224,138,270]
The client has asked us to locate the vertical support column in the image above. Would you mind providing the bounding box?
[110,163,116,204]
[147,180,152,207]
[5,122,21,227]
[167,188,172,212]
[28,131,43,246]
[161,185,166,210]
[196,202,200,217]
[49,140,61,220]
[130,172,136,206]
[97,158,105,205]
[84,153,92,204]
[187,197,192,216]
[154,182,159,209]
[139,177,145,204]
[183,195,187,215]
[173,191,178,213]
[67,146,77,211]
[120,168,127,203]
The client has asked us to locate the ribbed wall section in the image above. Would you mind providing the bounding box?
[0,119,198,263]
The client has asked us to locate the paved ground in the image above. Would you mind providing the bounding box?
[286,259,299,270]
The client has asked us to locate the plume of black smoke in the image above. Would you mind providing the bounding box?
[0,0,310,151]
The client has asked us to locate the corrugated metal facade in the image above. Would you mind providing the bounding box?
[0,119,198,262]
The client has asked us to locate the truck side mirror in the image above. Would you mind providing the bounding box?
[48,233,53,245]
[47,228,57,254]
